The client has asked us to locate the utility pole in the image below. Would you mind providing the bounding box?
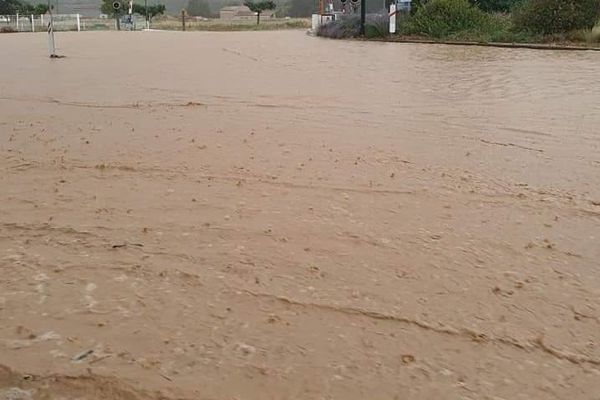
[144,0,149,28]
[111,1,121,30]
[360,0,365,35]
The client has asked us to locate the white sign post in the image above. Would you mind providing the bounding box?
[47,10,57,57]
[389,3,396,34]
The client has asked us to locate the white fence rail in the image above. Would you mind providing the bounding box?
[81,16,147,31]
[0,14,148,32]
[0,14,80,32]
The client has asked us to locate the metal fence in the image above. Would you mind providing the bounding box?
[0,14,80,32]
[0,14,147,32]
[80,16,148,31]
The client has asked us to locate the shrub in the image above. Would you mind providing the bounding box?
[402,0,491,38]
[365,12,390,38]
[590,23,600,42]
[570,23,600,43]
[316,13,389,39]
[316,15,360,38]
[410,0,427,13]
[469,0,522,12]
[513,0,600,34]
[442,12,509,40]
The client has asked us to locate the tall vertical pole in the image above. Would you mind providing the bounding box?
[389,2,395,34]
[16,13,19,31]
[49,13,56,56]
[360,0,365,35]
[31,14,35,32]
[144,0,149,28]
[76,13,80,31]
[127,0,132,30]
[47,2,57,58]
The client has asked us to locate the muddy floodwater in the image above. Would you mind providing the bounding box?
[1,30,600,399]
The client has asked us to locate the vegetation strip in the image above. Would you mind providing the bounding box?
[368,37,600,51]
[317,0,600,49]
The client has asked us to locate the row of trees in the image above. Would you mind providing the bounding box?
[95,0,276,27]
[185,0,311,18]
[412,0,520,12]
[91,0,345,20]
[184,0,562,19]
[320,0,600,39]
[99,0,166,21]
[408,0,600,36]
[186,0,275,24]
[98,0,165,29]
[0,0,48,15]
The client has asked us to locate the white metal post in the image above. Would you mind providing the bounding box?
[48,10,56,57]
[41,13,44,27]
[389,3,396,34]
[16,13,19,31]
[31,14,35,31]
[76,13,80,31]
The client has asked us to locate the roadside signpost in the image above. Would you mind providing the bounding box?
[389,2,396,34]
[360,0,365,35]
[47,1,57,57]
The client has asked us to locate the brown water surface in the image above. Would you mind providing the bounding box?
[1,31,600,399]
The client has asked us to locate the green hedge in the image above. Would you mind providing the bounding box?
[513,0,600,34]
[469,0,521,12]
[402,0,491,38]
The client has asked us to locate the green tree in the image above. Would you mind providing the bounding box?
[244,0,276,24]
[132,3,166,21]
[0,0,48,14]
[0,0,21,14]
[100,0,124,29]
[100,0,118,15]
[20,1,49,20]
[187,0,211,16]
[32,2,48,13]
[101,1,165,29]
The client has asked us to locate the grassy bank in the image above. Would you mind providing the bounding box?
[317,0,600,48]
[152,17,309,31]
[396,12,600,46]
